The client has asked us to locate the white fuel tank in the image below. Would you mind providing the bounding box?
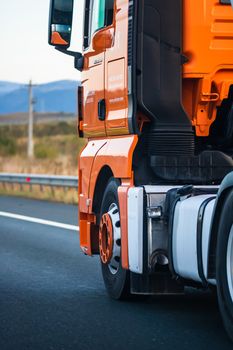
[172,194,216,284]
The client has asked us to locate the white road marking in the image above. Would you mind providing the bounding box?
[0,211,79,231]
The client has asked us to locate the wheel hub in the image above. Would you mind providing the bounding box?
[99,213,113,264]
[99,203,121,274]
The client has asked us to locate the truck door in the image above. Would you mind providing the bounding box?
[105,0,129,135]
[82,0,107,137]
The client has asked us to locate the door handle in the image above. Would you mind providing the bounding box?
[98,99,106,121]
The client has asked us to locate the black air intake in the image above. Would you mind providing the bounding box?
[136,0,194,155]
[148,128,195,157]
[150,151,233,185]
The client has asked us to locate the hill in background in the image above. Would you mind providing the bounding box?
[0,80,79,115]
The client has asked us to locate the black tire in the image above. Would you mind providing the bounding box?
[216,189,233,342]
[100,178,131,300]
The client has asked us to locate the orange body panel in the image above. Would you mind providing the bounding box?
[79,135,137,255]
[79,0,132,258]
[88,135,137,212]
[79,135,137,213]
[81,51,106,137]
[105,0,129,135]
[183,0,233,136]
[51,32,68,46]
[79,212,96,255]
[81,0,130,138]
[118,186,129,269]
[79,139,107,213]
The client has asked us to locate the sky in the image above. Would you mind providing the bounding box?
[0,0,84,84]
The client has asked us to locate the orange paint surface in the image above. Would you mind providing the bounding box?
[183,0,233,136]
[80,0,130,138]
[79,212,96,256]
[79,140,107,213]
[88,135,138,213]
[78,135,137,256]
[51,32,68,46]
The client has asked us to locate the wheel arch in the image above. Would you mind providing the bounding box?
[208,171,233,279]
[89,135,138,217]
[92,165,114,222]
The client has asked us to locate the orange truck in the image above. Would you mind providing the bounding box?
[49,0,233,341]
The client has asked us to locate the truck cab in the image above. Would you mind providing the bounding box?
[48,0,233,341]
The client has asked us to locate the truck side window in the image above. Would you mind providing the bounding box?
[90,0,106,37]
[105,0,114,26]
[84,0,114,49]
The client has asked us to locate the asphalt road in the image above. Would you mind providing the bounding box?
[0,196,232,350]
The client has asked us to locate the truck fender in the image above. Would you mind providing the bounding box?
[208,171,233,279]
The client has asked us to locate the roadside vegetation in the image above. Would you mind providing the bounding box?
[0,184,78,204]
[0,120,86,203]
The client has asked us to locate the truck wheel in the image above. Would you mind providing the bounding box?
[216,189,233,342]
[99,178,131,300]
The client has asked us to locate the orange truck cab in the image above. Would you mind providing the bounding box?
[49,0,233,341]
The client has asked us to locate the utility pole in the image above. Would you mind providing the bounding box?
[28,80,35,158]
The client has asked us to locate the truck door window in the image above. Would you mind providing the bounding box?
[105,0,114,26]
[90,0,105,37]
[84,0,114,49]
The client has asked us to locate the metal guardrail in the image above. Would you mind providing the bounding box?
[0,173,78,188]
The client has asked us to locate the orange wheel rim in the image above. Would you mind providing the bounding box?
[99,213,113,264]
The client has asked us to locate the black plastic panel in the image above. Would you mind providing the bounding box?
[150,151,233,184]
[136,0,192,130]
